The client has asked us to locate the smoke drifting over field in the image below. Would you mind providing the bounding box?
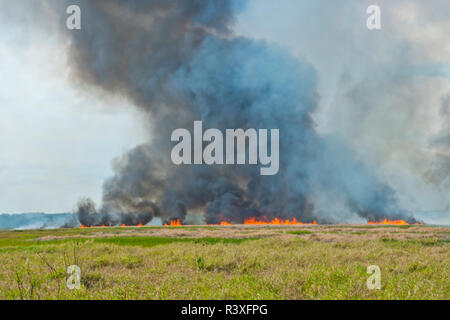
[45,0,422,226]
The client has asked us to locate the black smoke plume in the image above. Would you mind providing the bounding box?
[53,0,417,225]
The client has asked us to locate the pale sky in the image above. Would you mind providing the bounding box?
[0,14,147,213]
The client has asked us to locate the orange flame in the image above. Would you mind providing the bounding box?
[243,217,317,225]
[220,221,231,226]
[80,224,97,228]
[368,218,409,225]
[164,219,182,226]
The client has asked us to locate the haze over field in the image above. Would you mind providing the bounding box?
[0,0,448,225]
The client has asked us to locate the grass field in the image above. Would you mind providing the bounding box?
[0,224,448,300]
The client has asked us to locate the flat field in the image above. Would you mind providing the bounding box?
[0,224,448,300]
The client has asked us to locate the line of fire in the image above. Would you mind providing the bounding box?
[79,217,422,228]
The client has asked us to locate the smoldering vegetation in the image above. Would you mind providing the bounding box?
[76,198,155,226]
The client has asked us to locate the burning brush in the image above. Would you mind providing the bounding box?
[69,0,422,228]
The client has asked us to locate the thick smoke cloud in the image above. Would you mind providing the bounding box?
[51,0,417,225]
[235,0,450,224]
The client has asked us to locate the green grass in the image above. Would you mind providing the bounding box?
[287,230,312,235]
[0,236,258,253]
[92,236,258,247]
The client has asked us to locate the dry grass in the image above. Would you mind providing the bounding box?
[0,225,448,300]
